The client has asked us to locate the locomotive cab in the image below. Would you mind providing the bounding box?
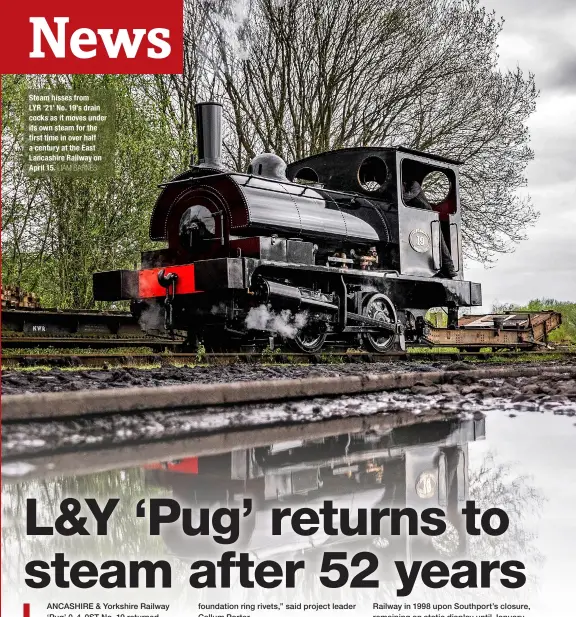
[286,146,462,279]
[93,101,482,352]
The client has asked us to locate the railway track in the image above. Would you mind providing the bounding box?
[3,349,575,368]
[1,306,568,366]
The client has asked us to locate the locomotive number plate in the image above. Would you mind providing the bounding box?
[415,471,437,498]
[409,229,431,253]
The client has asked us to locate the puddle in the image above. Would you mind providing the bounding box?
[2,410,574,617]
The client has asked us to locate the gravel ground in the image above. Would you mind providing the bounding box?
[3,368,575,461]
[2,361,447,395]
[2,359,575,396]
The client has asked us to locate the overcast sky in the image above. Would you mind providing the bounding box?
[466,0,576,310]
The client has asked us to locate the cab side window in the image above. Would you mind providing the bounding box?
[401,159,457,218]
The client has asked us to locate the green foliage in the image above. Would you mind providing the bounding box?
[426,308,448,328]
[2,346,157,356]
[2,75,187,308]
[195,342,207,364]
[261,344,281,363]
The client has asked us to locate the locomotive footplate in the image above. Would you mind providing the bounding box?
[94,255,484,352]
[239,258,483,310]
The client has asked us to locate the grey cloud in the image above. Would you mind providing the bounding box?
[467,1,576,307]
[483,0,576,18]
[542,55,576,92]
[528,134,576,186]
[483,0,576,92]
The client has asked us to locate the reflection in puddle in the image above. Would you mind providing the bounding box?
[3,411,574,616]
[145,416,484,566]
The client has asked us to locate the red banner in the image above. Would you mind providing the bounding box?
[0,0,183,74]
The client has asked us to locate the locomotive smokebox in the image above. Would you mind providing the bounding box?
[194,102,223,169]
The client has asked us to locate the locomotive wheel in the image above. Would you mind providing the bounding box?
[362,293,397,353]
[289,325,327,353]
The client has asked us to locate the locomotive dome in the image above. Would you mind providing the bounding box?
[248,153,289,182]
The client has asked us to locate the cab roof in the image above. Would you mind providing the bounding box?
[290,146,462,167]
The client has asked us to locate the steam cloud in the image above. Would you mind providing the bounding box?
[245,304,308,339]
[138,302,309,339]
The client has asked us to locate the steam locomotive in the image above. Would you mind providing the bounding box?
[93,102,482,352]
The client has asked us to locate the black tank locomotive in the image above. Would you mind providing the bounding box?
[93,102,482,352]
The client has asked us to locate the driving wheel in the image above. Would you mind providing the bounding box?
[363,293,397,353]
[289,324,327,353]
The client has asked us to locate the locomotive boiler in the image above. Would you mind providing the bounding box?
[93,102,482,352]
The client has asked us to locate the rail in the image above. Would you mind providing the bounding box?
[2,349,576,369]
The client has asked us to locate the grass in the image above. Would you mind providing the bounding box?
[408,346,461,354]
[3,338,572,372]
[5,353,567,373]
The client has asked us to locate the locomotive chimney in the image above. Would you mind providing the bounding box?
[194,102,223,169]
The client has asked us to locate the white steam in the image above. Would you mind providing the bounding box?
[245,304,308,339]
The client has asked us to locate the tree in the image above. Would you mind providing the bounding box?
[1,75,52,292]
[2,74,183,308]
[209,0,538,262]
